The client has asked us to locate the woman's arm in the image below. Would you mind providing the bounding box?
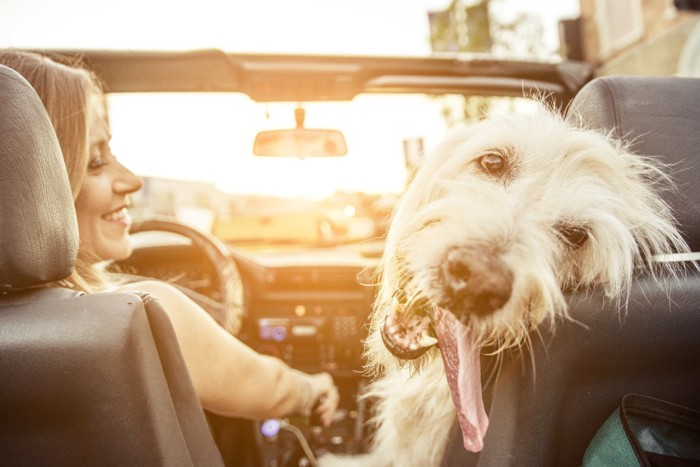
[117,279,338,425]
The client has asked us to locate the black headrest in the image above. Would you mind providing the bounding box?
[0,65,78,290]
[566,75,700,252]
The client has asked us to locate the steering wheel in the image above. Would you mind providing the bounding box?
[128,217,245,335]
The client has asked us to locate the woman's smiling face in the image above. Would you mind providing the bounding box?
[74,95,142,262]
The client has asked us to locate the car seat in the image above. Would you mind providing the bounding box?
[0,65,224,466]
[440,76,700,466]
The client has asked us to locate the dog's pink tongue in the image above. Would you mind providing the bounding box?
[433,308,489,452]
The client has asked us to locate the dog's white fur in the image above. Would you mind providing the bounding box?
[320,107,687,467]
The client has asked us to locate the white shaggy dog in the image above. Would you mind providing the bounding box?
[320,107,688,467]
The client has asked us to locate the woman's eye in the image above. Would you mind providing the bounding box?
[479,153,506,176]
[88,155,105,170]
[557,225,589,249]
[88,143,113,170]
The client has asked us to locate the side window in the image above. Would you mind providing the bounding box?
[595,0,644,58]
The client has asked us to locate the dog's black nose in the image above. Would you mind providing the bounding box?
[443,248,512,317]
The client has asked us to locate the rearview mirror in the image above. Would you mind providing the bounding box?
[253,128,348,157]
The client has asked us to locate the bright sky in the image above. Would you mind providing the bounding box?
[0,0,578,55]
[0,0,579,199]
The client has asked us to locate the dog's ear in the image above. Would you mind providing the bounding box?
[617,148,690,273]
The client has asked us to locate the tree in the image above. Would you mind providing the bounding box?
[428,0,554,125]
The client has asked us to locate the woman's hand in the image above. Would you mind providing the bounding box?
[303,372,339,428]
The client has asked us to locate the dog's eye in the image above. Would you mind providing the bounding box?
[557,225,589,248]
[479,153,506,176]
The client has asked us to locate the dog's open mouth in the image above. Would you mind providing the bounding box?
[381,296,489,453]
[380,296,438,360]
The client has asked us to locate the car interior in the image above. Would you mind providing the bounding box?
[1,49,699,467]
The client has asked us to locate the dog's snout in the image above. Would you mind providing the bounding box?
[447,256,472,284]
[442,247,512,317]
[473,288,510,315]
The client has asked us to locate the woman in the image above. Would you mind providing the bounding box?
[0,50,338,426]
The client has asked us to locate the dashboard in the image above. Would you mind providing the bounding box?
[232,247,378,464]
[233,247,377,374]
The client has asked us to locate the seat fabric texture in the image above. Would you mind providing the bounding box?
[0,65,77,290]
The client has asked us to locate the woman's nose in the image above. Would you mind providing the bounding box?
[113,160,143,194]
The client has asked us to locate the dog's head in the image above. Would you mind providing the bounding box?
[367,108,688,451]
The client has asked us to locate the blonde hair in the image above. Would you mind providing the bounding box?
[0,50,108,292]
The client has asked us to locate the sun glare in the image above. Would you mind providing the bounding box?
[3,0,579,201]
[107,93,450,199]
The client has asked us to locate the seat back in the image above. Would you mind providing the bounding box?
[441,76,700,467]
[565,76,700,251]
[0,64,223,466]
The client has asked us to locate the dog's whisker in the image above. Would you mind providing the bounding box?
[404,290,426,311]
[481,346,503,397]
[517,331,538,388]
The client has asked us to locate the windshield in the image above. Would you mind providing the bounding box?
[109,92,539,246]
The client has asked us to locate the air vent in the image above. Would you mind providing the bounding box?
[265,267,364,292]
